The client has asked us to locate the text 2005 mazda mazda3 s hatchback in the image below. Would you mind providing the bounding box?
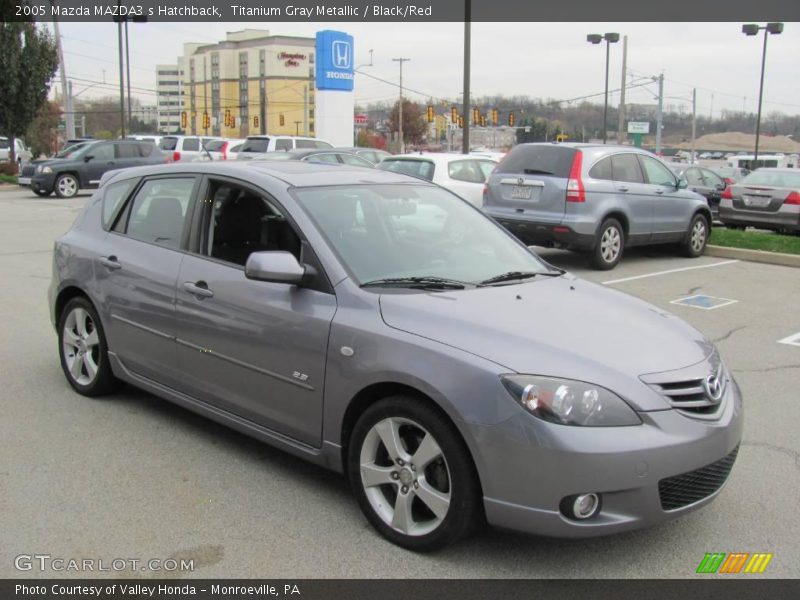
[49,161,742,551]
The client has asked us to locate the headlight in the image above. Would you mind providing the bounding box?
[501,375,641,426]
[37,166,52,174]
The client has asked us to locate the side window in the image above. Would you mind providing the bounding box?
[102,179,137,229]
[639,156,676,186]
[182,138,200,152]
[589,157,613,181]
[701,169,724,188]
[683,168,705,187]
[124,178,196,249]
[275,139,293,151]
[206,182,301,267]
[610,154,644,184]
[115,143,139,159]
[448,160,482,183]
[339,153,374,167]
[138,143,154,157]
[89,143,114,161]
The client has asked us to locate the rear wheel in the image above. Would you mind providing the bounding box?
[58,297,120,396]
[347,396,482,551]
[588,218,624,270]
[681,214,709,258]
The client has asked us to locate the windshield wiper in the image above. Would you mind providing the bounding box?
[480,270,562,285]
[361,276,471,290]
[523,168,554,175]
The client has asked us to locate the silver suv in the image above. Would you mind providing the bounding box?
[483,143,712,269]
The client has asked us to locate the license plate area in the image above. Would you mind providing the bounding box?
[509,185,533,200]
[743,195,771,207]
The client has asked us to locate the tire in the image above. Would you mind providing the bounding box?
[54,173,79,198]
[57,297,120,397]
[588,218,624,270]
[33,189,50,197]
[681,214,709,258]
[347,396,482,551]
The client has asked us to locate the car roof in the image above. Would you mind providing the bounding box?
[100,159,423,189]
[385,152,498,163]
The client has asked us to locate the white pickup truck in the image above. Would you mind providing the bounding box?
[0,137,33,166]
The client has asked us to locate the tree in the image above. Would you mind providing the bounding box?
[388,99,427,146]
[25,100,61,157]
[0,20,59,167]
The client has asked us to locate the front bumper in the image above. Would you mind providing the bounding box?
[471,378,743,538]
[31,173,56,194]
[17,177,31,186]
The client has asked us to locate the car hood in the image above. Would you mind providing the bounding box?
[378,276,714,411]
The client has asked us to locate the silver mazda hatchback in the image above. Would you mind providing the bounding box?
[49,161,742,551]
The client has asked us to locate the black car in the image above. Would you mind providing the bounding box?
[668,164,727,219]
[23,140,165,198]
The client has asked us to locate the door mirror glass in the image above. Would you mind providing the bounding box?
[245,251,305,284]
[84,155,94,162]
[677,178,688,189]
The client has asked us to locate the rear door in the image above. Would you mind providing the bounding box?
[485,145,576,225]
[639,154,691,239]
[609,153,653,241]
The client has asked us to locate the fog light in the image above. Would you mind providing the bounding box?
[560,493,601,520]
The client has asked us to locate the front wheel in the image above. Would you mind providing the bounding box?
[347,396,482,551]
[58,297,120,396]
[589,218,624,270]
[32,189,50,197]
[54,173,79,198]
[681,214,709,258]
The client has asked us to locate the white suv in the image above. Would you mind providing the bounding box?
[158,135,222,162]
[0,137,33,166]
[237,135,333,160]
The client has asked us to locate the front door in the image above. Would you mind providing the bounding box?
[173,178,337,447]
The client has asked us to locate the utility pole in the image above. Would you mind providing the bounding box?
[392,57,410,153]
[117,20,125,138]
[691,88,697,163]
[303,85,309,137]
[462,0,471,154]
[655,73,664,155]
[617,35,628,144]
[52,17,74,140]
[125,20,132,132]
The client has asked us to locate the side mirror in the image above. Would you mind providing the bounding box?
[84,155,94,162]
[245,251,305,285]
[677,178,688,190]
[715,183,725,191]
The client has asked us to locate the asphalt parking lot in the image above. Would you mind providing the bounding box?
[0,187,798,579]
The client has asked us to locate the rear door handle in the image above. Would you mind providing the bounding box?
[99,256,121,270]
[617,186,629,192]
[183,281,214,299]
[655,189,664,195]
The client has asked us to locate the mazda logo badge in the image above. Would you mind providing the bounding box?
[703,374,723,402]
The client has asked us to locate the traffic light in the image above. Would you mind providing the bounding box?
[491,108,498,126]
[451,105,458,123]
[224,108,231,124]
[458,115,464,129]
[472,107,479,124]
[180,111,187,129]
[480,114,486,127]
[202,112,210,129]
[229,116,236,128]
[426,105,434,123]
[508,111,515,127]
[279,113,285,126]
[253,115,259,128]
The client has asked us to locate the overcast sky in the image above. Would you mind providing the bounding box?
[54,21,800,117]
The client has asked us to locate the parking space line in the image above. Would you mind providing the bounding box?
[777,332,800,347]
[602,260,740,285]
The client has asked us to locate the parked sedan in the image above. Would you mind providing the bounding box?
[483,143,712,270]
[333,147,392,165]
[708,166,750,185]
[668,164,727,219]
[247,148,376,167]
[376,152,498,207]
[50,160,742,551]
[719,168,800,233]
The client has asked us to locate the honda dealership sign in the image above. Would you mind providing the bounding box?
[315,30,354,91]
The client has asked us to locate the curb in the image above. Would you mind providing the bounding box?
[706,244,800,268]
[0,184,20,192]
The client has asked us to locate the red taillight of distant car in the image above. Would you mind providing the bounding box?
[173,151,181,162]
[566,150,585,203]
[785,191,800,205]
[721,187,733,200]
[221,142,229,160]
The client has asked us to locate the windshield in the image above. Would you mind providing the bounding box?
[741,170,800,188]
[55,142,92,159]
[294,183,553,286]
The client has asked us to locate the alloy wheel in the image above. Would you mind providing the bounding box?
[61,307,101,386]
[691,219,707,253]
[57,176,78,198]
[600,226,621,263]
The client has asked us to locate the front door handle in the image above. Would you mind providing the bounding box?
[617,186,629,192]
[99,256,121,270]
[183,281,214,299]
[655,189,664,195]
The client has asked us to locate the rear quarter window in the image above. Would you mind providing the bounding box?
[241,138,269,153]
[182,138,200,152]
[276,139,294,151]
[589,157,613,181]
[159,137,178,151]
[102,179,137,230]
[496,145,577,178]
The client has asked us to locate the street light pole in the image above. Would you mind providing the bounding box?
[742,22,784,162]
[587,32,619,144]
[392,57,410,153]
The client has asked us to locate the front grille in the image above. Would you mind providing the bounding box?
[646,362,727,419]
[21,164,36,177]
[658,445,739,510]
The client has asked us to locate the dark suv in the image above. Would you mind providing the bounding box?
[483,143,712,269]
[24,140,165,198]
